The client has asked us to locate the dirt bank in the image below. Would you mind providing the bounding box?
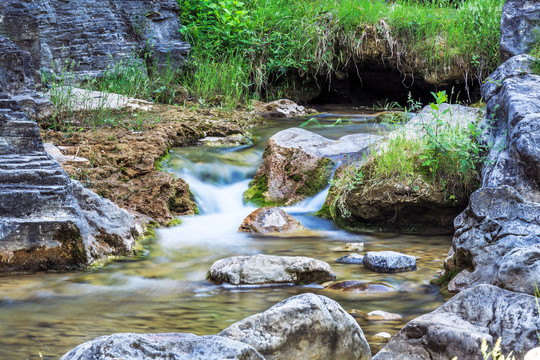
[40,104,261,225]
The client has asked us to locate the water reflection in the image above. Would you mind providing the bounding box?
[0,113,451,359]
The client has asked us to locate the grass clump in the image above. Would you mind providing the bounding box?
[327,91,486,224]
[531,34,540,75]
[177,0,504,108]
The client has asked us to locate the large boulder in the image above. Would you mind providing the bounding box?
[244,127,378,206]
[373,284,540,360]
[446,55,540,294]
[324,104,482,234]
[208,254,336,285]
[238,207,306,234]
[0,0,190,79]
[500,0,540,61]
[0,106,141,272]
[219,293,371,360]
[60,333,264,360]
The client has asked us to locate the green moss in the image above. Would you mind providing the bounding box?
[316,203,332,218]
[155,150,171,171]
[243,173,279,206]
[166,218,182,227]
[296,158,334,197]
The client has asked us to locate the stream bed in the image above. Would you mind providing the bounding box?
[0,111,452,359]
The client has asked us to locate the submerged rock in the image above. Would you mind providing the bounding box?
[219,293,371,360]
[238,207,306,234]
[325,281,395,294]
[336,253,364,264]
[331,242,365,252]
[372,332,392,343]
[244,127,378,206]
[60,332,264,360]
[366,310,402,321]
[208,254,336,285]
[372,285,540,360]
[363,251,416,273]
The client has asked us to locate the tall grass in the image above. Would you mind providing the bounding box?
[177,0,504,107]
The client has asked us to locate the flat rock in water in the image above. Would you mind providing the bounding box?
[363,251,416,273]
[366,310,402,321]
[325,281,395,294]
[238,207,305,233]
[372,332,392,343]
[336,253,364,264]
[59,332,264,360]
[332,242,365,252]
[208,254,336,285]
[219,293,371,360]
[372,285,540,360]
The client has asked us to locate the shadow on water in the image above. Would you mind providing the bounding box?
[0,110,452,359]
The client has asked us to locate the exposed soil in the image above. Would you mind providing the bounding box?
[40,104,262,225]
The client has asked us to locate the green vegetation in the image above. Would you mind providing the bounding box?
[531,33,540,75]
[326,91,486,222]
[177,0,504,108]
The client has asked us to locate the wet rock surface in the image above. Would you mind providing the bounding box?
[500,0,540,61]
[60,332,264,360]
[208,254,336,285]
[219,293,371,360]
[325,281,395,294]
[366,310,402,321]
[238,207,306,234]
[363,251,417,273]
[447,55,540,294]
[336,253,364,264]
[245,127,378,206]
[373,285,540,360]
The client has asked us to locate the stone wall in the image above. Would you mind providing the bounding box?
[0,0,190,79]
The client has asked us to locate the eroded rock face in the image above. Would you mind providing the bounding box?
[244,127,378,206]
[60,333,264,360]
[0,107,140,272]
[447,55,540,294]
[500,0,540,61]
[372,285,540,360]
[219,293,371,360]
[0,0,190,78]
[238,207,305,233]
[363,251,416,273]
[326,104,482,234]
[255,99,314,118]
[208,254,336,285]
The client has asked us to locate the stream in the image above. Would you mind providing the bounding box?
[0,111,452,359]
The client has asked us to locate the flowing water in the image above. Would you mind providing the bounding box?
[0,112,452,359]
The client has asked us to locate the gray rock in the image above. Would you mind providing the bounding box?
[256,99,313,118]
[244,127,379,206]
[500,0,540,61]
[336,253,364,264]
[372,284,540,360]
[448,55,540,294]
[238,207,306,234]
[372,332,392,343]
[0,0,190,79]
[208,254,336,285]
[363,251,416,273]
[219,293,371,360]
[59,332,264,360]
[0,107,141,273]
[366,310,402,320]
